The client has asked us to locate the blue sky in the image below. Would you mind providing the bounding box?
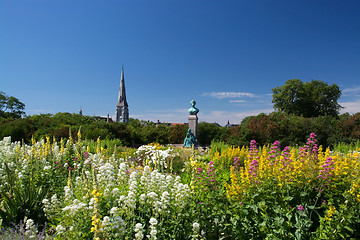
[1,0,359,125]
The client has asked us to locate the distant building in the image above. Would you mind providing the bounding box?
[93,115,113,123]
[225,120,239,128]
[115,67,129,123]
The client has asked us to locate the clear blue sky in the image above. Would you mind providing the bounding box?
[1,0,359,125]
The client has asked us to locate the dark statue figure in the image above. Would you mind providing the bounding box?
[183,129,197,147]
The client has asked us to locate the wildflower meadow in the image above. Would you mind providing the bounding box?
[0,131,359,239]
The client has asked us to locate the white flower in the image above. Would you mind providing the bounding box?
[18,172,24,179]
[102,216,111,230]
[119,195,126,202]
[56,225,66,234]
[112,187,120,197]
[118,162,128,182]
[97,163,116,189]
[134,223,144,240]
[25,219,38,239]
[147,192,158,200]
[192,222,200,233]
[112,216,125,236]
[150,229,157,239]
[110,207,118,215]
[149,217,158,226]
[64,186,73,201]
[149,218,158,239]
[139,193,146,205]
[43,165,51,171]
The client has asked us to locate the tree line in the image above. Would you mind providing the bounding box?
[1,111,359,149]
[1,79,358,148]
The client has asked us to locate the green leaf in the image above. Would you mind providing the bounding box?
[284,196,294,201]
[300,192,307,197]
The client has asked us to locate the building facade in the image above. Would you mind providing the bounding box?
[115,67,129,123]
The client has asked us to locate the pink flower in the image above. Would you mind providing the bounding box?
[239,202,242,205]
[297,205,304,211]
[233,157,240,169]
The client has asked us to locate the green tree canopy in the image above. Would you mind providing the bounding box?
[272,79,342,118]
[0,91,25,119]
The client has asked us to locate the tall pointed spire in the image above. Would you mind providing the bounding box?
[115,66,129,123]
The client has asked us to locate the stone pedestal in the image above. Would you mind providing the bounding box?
[188,114,198,138]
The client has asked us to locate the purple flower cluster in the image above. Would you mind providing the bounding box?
[280,146,294,172]
[196,161,219,190]
[206,162,216,180]
[196,167,204,185]
[297,205,304,211]
[299,147,307,160]
[267,141,281,165]
[281,146,291,161]
[317,157,334,180]
[248,140,259,183]
[233,157,241,170]
[249,140,259,159]
[306,133,319,157]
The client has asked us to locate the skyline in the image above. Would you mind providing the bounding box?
[1,0,359,125]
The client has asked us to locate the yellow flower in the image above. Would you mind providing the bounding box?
[325,205,336,221]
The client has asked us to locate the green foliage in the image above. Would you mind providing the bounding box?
[168,124,188,144]
[0,164,49,228]
[1,110,360,149]
[272,79,342,117]
[0,118,35,142]
[333,140,360,153]
[0,91,25,119]
[197,122,228,145]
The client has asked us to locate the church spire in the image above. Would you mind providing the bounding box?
[115,66,129,123]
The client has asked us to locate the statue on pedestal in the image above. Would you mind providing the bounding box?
[184,100,199,147]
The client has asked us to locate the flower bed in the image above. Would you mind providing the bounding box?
[0,133,359,239]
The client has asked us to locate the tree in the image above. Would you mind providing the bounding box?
[0,91,25,119]
[272,79,342,118]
